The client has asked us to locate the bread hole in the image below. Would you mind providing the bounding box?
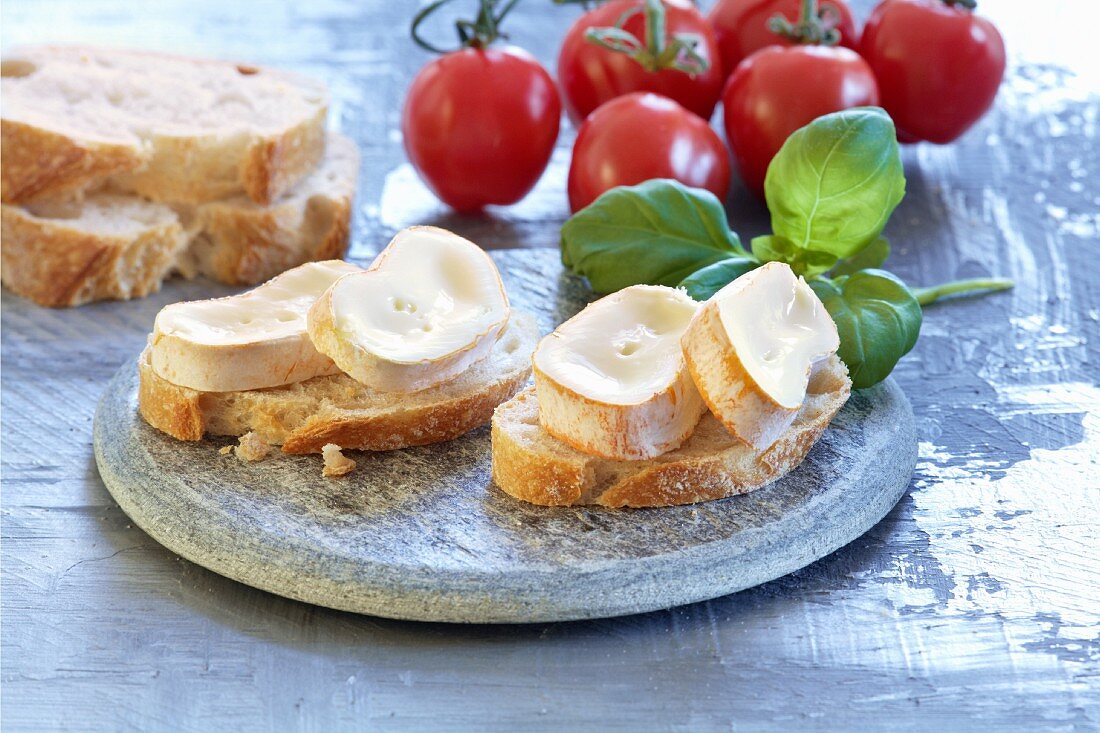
[240,317,254,326]
[1,59,36,78]
[618,342,640,357]
[392,297,416,314]
[503,338,520,354]
[276,311,298,322]
[235,64,259,76]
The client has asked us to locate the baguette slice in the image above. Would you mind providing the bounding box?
[2,46,328,205]
[0,194,187,307]
[1,134,358,308]
[491,354,851,508]
[139,311,539,454]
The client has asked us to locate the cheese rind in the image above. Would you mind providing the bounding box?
[533,285,706,461]
[681,262,839,450]
[150,259,360,392]
[307,226,510,392]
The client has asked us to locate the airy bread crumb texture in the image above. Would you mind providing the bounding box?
[321,444,356,477]
[233,431,271,462]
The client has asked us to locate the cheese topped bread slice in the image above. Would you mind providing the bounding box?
[681,262,840,451]
[150,260,361,392]
[308,227,511,393]
[1,46,328,205]
[532,285,706,460]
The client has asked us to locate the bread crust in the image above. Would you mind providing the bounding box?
[490,355,852,508]
[1,135,358,306]
[0,201,186,307]
[138,311,539,454]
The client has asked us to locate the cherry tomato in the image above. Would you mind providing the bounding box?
[707,0,859,78]
[402,46,560,212]
[861,0,1005,144]
[721,45,879,196]
[568,92,731,212]
[557,0,724,125]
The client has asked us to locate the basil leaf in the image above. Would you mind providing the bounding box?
[831,237,891,277]
[560,179,746,293]
[679,257,759,301]
[751,235,837,278]
[765,107,905,259]
[810,269,922,389]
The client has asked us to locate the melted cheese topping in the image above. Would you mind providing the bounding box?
[154,260,360,344]
[329,228,508,363]
[535,286,699,405]
[716,262,838,408]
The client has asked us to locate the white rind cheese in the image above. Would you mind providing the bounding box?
[150,259,360,392]
[533,285,706,461]
[307,226,510,392]
[682,262,839,451]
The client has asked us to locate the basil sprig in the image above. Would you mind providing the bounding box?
[559,107,1013,389]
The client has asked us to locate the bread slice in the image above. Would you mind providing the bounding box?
[139,311,539,454]
[0,194,188,307]
[491,354,852,508]
[1,46,328,205]
[174,133,359,285]
[1,134,358,307]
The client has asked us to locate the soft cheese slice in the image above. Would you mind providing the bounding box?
[533,285,706,461]
[150,259,361,392]
[307,226,510,392]
[681,261,839,451]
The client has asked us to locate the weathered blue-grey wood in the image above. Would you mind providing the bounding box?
[92,251,915,624]
[2,0,1098,730]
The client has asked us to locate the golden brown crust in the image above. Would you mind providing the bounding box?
[241,106,328,205]
[0,119,145,204]
[194,189,351,286]
[136,312,538,454]
[138,355,207,441]
[282,368,527,453]
[0,202,185,307]
[490,356,852,508]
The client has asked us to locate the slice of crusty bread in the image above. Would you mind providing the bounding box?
[1,46,328,205]
[0,194,188,307]
[1,134,358,307]
[139,311,539,454]
[174,133,359,285]
[491,354,852,508]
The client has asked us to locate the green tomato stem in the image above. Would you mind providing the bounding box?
[913,278,1013,306]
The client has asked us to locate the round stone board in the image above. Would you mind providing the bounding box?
[94,250,917,624]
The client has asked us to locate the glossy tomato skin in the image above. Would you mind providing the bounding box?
[557,0,724,125]
[708,0,859,78]
[568,92,730,212]
[861,0,1005,144]
[402,46,560,212]
[722,45,878,196]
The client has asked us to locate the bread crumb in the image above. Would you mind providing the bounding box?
[322,443,356,477]
[218,445,232,455]
[234,432,271,462]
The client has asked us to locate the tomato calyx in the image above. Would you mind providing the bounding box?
[767,0,844,46]
[411,0,523,53]
[583,0,710,75]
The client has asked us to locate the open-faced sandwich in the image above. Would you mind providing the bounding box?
[138,226,538,468]
[491,262,852,508]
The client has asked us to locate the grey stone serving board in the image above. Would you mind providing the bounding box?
[93,250,917,624]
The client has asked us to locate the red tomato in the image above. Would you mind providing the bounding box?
[557,0,724,125]
[708,0,859,78]
[721,45,879,196]
[568,93,731,212]
[402,46,560,212]
[861,0,1005,144]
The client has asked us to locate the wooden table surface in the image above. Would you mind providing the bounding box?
[2,1,1097,730]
